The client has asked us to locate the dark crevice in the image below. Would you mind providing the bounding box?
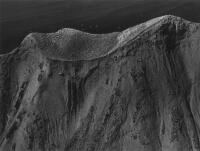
[0,56,13,135]
[66,65,98,121]
[14,81,28,111]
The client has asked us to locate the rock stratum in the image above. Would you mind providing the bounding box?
[0,15,200,151]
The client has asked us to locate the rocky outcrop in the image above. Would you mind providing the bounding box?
[0,15,200,151]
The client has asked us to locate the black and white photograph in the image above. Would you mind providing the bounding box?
[0,0,200,151]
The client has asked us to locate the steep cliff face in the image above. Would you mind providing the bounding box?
[0,15,200,151]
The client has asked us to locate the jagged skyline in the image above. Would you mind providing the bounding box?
[1,0,200,53]
[1,15,200,151]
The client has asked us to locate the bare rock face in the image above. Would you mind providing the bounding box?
[0,15,200,151]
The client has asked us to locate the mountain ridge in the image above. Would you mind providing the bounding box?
[2,15,198,61]
[0,15,200,151]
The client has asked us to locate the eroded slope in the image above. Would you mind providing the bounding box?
[0,15,200,151]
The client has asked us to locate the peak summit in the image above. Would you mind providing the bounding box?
[18,15,195,61]
[0,16,200,151]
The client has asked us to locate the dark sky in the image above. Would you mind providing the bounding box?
[0,0,170,1]
[0,0,195,1]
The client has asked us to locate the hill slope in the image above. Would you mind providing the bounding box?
[0,15,200,151]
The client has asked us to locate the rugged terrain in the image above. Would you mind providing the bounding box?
[1,0,200,53]
[0,15,200,151]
